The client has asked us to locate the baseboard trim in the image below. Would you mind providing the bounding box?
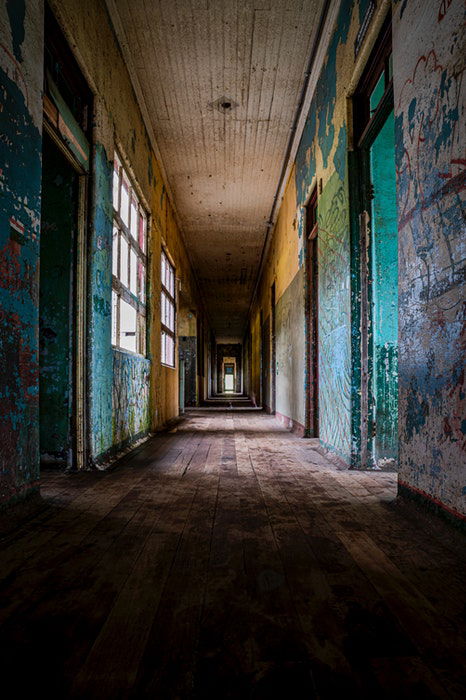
[398,480,466,531]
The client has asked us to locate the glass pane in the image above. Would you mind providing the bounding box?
[369,71,385,113]
[130,248,137,295]
[120,236,129,287]
[139,212,146,252]
[161,330,166,364]
[169,299,175,332]
[138,261,146,303]
[139,315,146,356]
[167,333,174,366]
[120,298,137,352]
[121,175,130,227]
[130,197,138,240]
[161,253,166,288]
[112,226,119,277]
[113,161,119,211]
[111,291,118,346]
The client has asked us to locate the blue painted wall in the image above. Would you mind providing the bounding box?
[393,0,465,517]
[0,2,43,505]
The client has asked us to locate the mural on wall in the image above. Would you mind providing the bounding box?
[393,0,465,515]
[112,350,150,449]
[0,3,43,503]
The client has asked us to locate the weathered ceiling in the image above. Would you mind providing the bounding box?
[107,0,326,340]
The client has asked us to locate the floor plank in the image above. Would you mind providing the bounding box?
[0,410,465,698]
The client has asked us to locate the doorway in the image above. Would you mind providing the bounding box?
[271,282,276,414]
[354,16,398,469]
[40,4,91,470]
[224,364,235,393]
[306,188,319,437]
[39,133,79,468]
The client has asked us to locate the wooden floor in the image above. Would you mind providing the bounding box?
[1,411,465,699]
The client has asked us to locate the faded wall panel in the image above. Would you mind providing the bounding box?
[275,269,305,429]
[112,350,150,449]
[393,0,465,516]
[0,0,43,504]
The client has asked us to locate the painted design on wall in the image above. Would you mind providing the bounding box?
[88,143,114,460]
[317,171,352,462]
[0,57,42,503]
[294,1,354,462]
[394,0,465,515]
[113,350,150,449]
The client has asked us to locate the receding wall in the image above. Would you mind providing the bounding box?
[0,0,208,505]
[393,0,465,518]
[0,1,44,504]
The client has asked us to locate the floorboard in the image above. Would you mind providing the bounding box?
[0,410,464,699]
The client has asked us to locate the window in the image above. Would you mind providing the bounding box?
[161,250,176,367]
[112,151,147,354]
[354,14,392,144]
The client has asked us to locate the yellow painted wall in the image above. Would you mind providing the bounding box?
[249,169,299,406]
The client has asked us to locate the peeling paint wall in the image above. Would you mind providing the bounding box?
[0,1,43,504]
[47,0,208,460]
[393,0,465,517]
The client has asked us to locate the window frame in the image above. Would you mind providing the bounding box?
[161,249,176,368]
[112,150,148,356]
[353,14,393,147]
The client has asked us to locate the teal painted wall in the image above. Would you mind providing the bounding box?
[0,1,43,504]
[294,0,353,463]
[88,142,114,460]
[369,109,398,464]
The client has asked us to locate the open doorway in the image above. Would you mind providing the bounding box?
[39,134,79,468]
[305,187,319,437]
[40,5,91,470]
[354,15,398,470]
[224,363,235,393]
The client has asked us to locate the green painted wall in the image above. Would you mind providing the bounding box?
[369,109,398,464]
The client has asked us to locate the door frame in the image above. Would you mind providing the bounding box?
[350,14,394,468]
[42,121,89,471]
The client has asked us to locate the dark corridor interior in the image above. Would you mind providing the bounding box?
[39,132,78,469]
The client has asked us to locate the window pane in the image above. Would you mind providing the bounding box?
[130,248,137,295]
[138,262,146,303]
[139,212,146,252]
[120,236,129,287]
[161,330,166,364]
[112,291,118,345]
[120,298,137,352]
[113,161,119,211]
[369,71,385,113]
[130,197,138,240]
[167,333,174,367]
[112,226,119,277]
[121,175,130,226]
[139,315,146,356]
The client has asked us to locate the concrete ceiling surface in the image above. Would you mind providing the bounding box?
[109,0,325,339]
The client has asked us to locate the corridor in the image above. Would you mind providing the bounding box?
[1,410,464,698]
[1,0,465,696]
